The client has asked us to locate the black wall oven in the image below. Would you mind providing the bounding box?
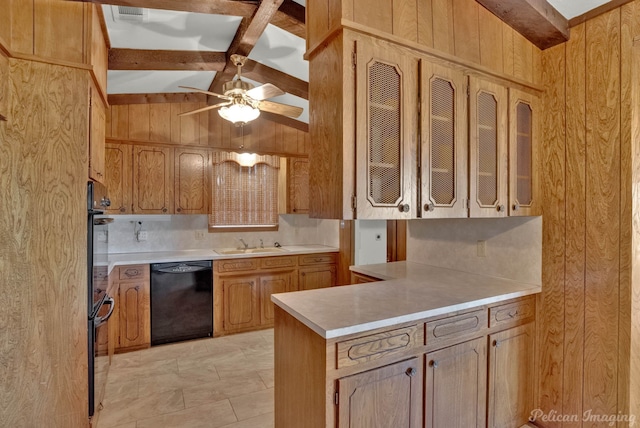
[87,181,114,417]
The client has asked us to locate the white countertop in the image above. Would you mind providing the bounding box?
[271,261,541,340]
[100,244,338,274]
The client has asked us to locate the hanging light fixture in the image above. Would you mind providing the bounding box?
[218,98,260,125]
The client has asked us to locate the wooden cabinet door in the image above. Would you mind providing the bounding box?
[259,271,294,326]
[104,143,132,214]
[118,280,150,350]
[488,323,535,428]
[0,53,8,121]
[469,76,508,218]
[425,338,487,428]
[288,158,309,214]
[508,89,539,217]
[88,82,106,184]
[174,147,210,214]
[133,145,174,214]
[299,265,337,291]
[420,60,468,219]
[221,275,260,333]
[338,357,422,428]
[355,39,417,219]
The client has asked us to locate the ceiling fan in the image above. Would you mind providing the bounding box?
[179,54,303,125]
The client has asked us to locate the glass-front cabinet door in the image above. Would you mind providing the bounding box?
[508,88,539,216]
[420,61,467,218]
[355,39,417,219]
[468,76,508,218]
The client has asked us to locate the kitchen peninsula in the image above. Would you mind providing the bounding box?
[272,261,541,427]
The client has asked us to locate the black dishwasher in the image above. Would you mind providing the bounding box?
[150,261,213,346]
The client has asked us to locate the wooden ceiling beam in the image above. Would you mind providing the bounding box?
[208,0,284,94]
[108,92,208,105]
[69,0,305,38]
[475,0,569,50]
[107,49,308,99]
[109,48,227,71]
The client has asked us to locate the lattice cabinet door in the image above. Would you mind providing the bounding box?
[355,38,417,219]
[420,60,468,218]
[468,76,508,218]
[508,89,539,216]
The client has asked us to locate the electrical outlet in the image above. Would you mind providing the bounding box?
[477,240,486,257]
[97,231,108,243]
[195,230,206,241]
[137,231,148,241]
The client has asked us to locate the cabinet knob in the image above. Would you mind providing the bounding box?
[301,272,306,277]
[494,340,501,348]
[119,206,126,213]
[424,203,435,212]
[497,204,505,213]
[405,367,416,377]
[399,204,410,213]
[177,208,182,213]
[513,203,520,211]
[430,360,438,369]
[293,208,298,213]
[162,207,168,213]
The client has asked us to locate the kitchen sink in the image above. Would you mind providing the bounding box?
[215,247,286,255]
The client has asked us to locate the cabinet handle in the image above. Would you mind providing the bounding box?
[424,203,435,212]
[399,204,410,213]
[125,269,139,277]
[314,258,323,262]
[430,360,438,369]
[405,367,416,377]
[508,310,519,318]
[513,203,520,211]
[494,340,501,348]
[497,204,505,213]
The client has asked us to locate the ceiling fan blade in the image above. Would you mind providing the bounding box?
[178,86,231,100]
[246,83,285,101]
[258,100,303,118]
[178,101,232,117]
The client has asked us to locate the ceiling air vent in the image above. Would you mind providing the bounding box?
[110,5,149,23]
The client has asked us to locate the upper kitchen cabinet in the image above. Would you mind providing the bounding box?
[468,76,509,218]
[174,148,210,215]
[420,61,467,219]
[89,81,106,184]
[133,146,174,214]
[287,158,310,214]
[355,38,417,219]
[105,142,133,214]
[308,31,417,220]
[508,89,539,217]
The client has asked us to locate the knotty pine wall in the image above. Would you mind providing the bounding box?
[106,103,310,157]
[539,2,640,425]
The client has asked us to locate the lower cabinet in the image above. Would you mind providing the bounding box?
[487,323,535,428]
[425,338,487,428]
[337,357,422,428]
[214,253,337,336]
[112,264,151,353]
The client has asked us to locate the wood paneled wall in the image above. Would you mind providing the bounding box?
[0,59,89,427]
[538,2,640,425]
[307,0,542,85]
[106,103,310,157]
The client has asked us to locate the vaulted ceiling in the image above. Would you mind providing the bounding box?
[89,0,612,129]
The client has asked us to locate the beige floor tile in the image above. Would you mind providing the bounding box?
[107,358,178,384]
[136,399,237,428]
[229,388,274,421]
[215,357,273,379]
[182,373,267,408]
[257,369,274,389]
[136,339,213,363]
[102,379,139,404]
[98,389,185,428]
[101,423,136,428]
[220,413,275,428]
[177,348,247,373]
[137,368,220,395]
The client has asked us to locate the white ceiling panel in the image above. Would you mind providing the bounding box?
[108,70,215,94]
[103,5,241,51]
[248,24,308,82]
[547,0,610,19]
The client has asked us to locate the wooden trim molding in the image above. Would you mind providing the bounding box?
[108,93,208,105]
[475,0,570,49]
[569,0,636,27]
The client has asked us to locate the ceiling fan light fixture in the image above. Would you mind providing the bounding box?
[218,102,260,125]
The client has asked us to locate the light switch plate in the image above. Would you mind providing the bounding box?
[137,231,148,241]
[195,230,206,240]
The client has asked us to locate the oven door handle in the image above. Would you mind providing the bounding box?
[94,296,115,328]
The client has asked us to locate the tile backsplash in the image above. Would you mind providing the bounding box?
[407,216,542,285]
[105,214,340,254]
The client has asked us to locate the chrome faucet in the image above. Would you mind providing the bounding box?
[238,237,249,249]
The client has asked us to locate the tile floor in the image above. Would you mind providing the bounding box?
[96,329,275,428]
